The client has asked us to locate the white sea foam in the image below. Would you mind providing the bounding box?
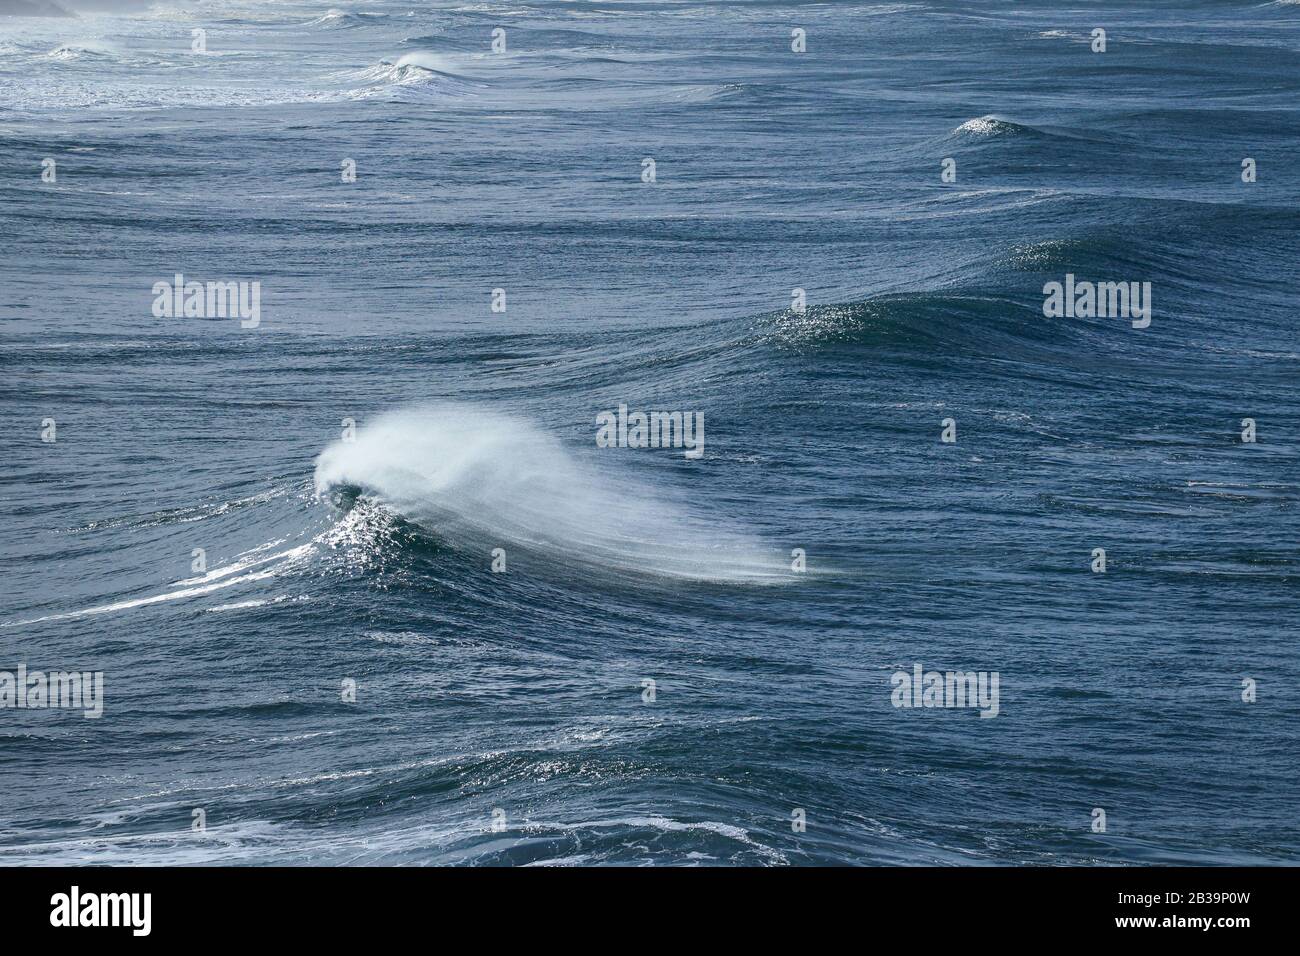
[2,543,316,627]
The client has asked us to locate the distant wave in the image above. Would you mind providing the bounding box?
[944,115,1114,146]
[347,52,485,100]
[924,115,1061,157]
[46,42,110,61]
[756,292,1049,353]
[306,9,391,29]
[313,404,788,583]
[952,115,1029,138]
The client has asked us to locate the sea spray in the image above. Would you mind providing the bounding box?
[313,404,783,582]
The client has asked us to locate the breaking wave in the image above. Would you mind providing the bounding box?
[313,403,788,583]
[306,9,392,29]
[346,52,485,100]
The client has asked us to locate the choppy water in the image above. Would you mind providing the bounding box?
[2,0,1299,865]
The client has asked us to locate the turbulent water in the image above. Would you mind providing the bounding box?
[2,0,1299,865]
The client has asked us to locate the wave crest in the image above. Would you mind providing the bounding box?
[951,115,1031,138]
[347,53,483,100]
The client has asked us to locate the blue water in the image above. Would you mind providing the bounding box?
[2,0,1299,865]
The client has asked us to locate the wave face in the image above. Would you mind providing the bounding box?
[3,0,1300,867]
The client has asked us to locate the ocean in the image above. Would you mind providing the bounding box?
[1,0,1298,865]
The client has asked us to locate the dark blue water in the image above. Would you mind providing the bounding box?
[2,0,1298,865]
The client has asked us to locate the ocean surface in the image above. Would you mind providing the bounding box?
[2,0,1299,865]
